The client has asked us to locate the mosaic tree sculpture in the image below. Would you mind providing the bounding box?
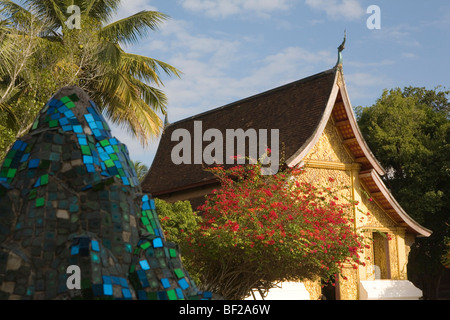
[0,87,211,300]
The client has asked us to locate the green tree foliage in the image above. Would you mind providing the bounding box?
[442,238,450,269]
[131,160,148,183]
[0,0,180,159]
[154,198,202,286]
[356,86,450,299]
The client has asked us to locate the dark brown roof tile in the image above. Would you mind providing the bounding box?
[142,68,337,195]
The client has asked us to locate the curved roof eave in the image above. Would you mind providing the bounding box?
[362,170,432,237]
[287,68,386,176]
[286,70,341,167]
[336,69,386,176]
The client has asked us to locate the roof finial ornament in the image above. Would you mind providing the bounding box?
[336,30,346,67]
[164,113,169,129]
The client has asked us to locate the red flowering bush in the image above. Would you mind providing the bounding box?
[185,161,365,300]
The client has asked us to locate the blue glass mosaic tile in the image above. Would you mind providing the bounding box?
[28,159,40,169]
[103,284,113,296]
[153,238,163,248]
[178,278,189,290]
[161,278,171,289]
[139,259,150,271]
[91,240,100,252]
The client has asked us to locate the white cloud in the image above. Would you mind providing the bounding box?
[160,45,336,126]
[304,0,365,21]
[343,72,393,104]
[371,24,421,47]
[139,18,336,121]
[148,18,337,113]
[178,0,292,18]
[134,18,246,119]
[346,72,389,88]
[120,14,337,165]
[401,52,417,59]
[347,59,396,68]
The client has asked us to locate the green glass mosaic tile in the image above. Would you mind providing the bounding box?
[6,169,16,179]
[41,175,49,186]
[167,289,177,300]
[35,197,45,208]
[100,140,110,147]
[65,101,76,109]
[32,119,39,130]
[3,158,12,168]
[49,120,59,128]
[60,96,71,104]
[140,242,151,250]
[141,217,150,226]
[81,146,91,155]
[174,269,185,279]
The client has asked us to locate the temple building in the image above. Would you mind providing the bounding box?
[142,56,432,299]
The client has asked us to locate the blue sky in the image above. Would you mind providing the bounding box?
[109,0,450,167]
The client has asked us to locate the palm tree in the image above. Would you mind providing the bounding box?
[132,160,149,184]
[0,0,180,147]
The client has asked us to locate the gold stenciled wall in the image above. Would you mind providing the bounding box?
[300,116,409,300]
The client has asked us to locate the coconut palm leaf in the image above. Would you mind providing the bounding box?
[131,160,149,183]
[84,0,121,22]
[119,51,181,87]
[99,10,169,46]
[0,0,33,23]
[0,88,22,129]
[23,0,66,28]
[90,65,165,144]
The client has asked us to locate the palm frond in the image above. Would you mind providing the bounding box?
[84,0,121,23]
[90,67,165,146]
[120,51,182,86]
[97,40,121,68]
[127,76,168,115]
[131,160,149,183]
[23,0,66,28]
[0,102,18,129]
[99,10,169,46]
[0,88,23,130]
[0,0,34,23]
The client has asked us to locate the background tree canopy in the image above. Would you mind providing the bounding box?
[356,86,450,299]
[0,0,180,160]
